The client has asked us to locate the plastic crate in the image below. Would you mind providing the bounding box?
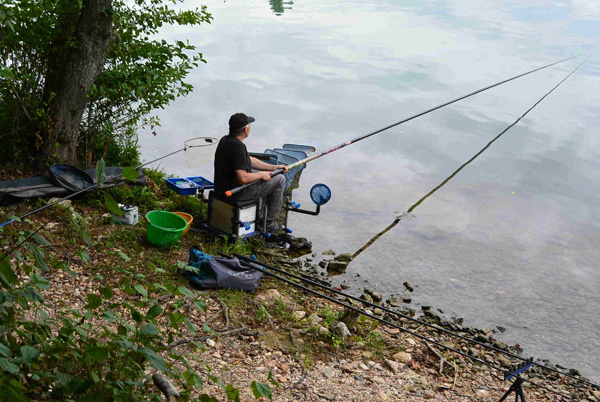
[186,176,214,189]
[165,176,214,195]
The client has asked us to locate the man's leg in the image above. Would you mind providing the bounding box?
[238,174,285,222]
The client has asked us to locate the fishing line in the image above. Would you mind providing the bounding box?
[234,253,600,391]
[224,253,578,401]
[352,53,593,260]
[225,52,590,198]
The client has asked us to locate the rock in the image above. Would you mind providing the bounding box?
[384,359,400,374]
[388,296,403,307]
[318,326,329,335]
[256,289,281,305]
[321,368,336,379]
[354,374,366,382]
[341,363,355,373]
[403,282,414,292]
[292,311,306,320]
[592,390,600,400]
[307,313,322,326]
[371,292,383,303]
[493,341,509,351]
[318,261,327,268]
[393,352,412,364]
[360,292,373,303]
[333,322,351,340]
[359,363,369,370]
[322,250,336,255]
[334,253,352,262]
[340,284,350,290]
[206,339,216,348]
[326,260,348,274]
[497,355,511,368]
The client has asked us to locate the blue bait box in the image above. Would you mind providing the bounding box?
[165,176,214,195]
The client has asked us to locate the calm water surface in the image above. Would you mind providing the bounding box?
[140,0,600,378]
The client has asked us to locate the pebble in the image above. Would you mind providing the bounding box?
[334,253,352,262]
[292,311,306,320]
[206,339,216,348]
[307,313,322,326]
[384,359,400,374]
[359,363,369,370]
[393,352,412,364]
[497,355,511,368]
[333,322,351,340]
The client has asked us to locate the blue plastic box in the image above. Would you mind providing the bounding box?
[165,176,214,195]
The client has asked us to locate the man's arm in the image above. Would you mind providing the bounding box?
[235,169,272,184]
[250,156,288,173]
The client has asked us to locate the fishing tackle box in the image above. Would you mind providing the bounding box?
[165,176,214,196]
[207,192,258,239]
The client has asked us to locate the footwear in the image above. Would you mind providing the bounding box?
[257,220,283,234]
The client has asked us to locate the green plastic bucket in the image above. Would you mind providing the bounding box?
[146,210,187,247]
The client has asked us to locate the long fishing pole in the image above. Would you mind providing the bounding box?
[221,253,576,401]
[233,253,600,391]
[352,53,593,259]
[225,52,589,198]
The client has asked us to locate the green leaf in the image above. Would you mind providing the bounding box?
[225,384,240,401]
[24,231,51,246]
[0,258,19,287]
[0,357,20,374]
[139,346,166,372]
[146,304,162,320]
[176,286,194,297]
[8,215,21,223]
[86,345,108,362]
[77,251,91,264]
[184,317,197,334]
[31,273,50,289]
[100,285,113,299]
[104,194,123,217]
[86,294,102,309]
[96,158,106,187]
[19,346,39,364]
[195,299,207,312]
[121,167,139,181]
[268,371,280,388]
[140,324,159,336]
[0,67,14,80]
[202,323,214,333]
[251,381,272,400]
[117,251,130,261]
[134,284,147,297]
[0,342,12,358]
[199,395,219,402]
[25,244,49,272]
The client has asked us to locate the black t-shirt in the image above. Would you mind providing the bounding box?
[213,135,252,195]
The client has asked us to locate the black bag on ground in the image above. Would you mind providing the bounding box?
[184,247,264,291]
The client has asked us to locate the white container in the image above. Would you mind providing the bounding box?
[112,204,139,225]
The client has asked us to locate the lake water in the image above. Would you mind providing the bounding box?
[139,0,600,379]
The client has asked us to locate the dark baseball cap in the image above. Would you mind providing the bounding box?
[229,113,256,131]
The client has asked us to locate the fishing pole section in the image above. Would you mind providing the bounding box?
[219,252,594,401]
[224,52,589,198]
[352,53,593,259]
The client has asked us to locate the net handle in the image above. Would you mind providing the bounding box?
[184,136,218,149]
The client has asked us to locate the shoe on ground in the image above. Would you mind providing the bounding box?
[257,220,283,234]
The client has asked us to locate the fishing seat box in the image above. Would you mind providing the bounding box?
[207,191,258,239]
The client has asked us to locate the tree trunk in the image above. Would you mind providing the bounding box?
[44,0,112,165]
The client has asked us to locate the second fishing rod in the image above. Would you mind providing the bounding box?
[225,52,588,198]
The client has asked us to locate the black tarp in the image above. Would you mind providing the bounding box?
[0,165,147,206]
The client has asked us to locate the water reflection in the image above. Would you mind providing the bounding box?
[269,0,294,16]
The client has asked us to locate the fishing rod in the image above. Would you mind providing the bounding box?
[352,53,593,259]
[233,253,600,392]
[225,52,589,198]
[220,253,577,401]
[0,137,216,228]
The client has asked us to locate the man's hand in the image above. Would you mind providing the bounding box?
[275,164,289,173]
[259,171,271,181]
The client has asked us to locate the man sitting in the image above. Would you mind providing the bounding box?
[213,113,288,233]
